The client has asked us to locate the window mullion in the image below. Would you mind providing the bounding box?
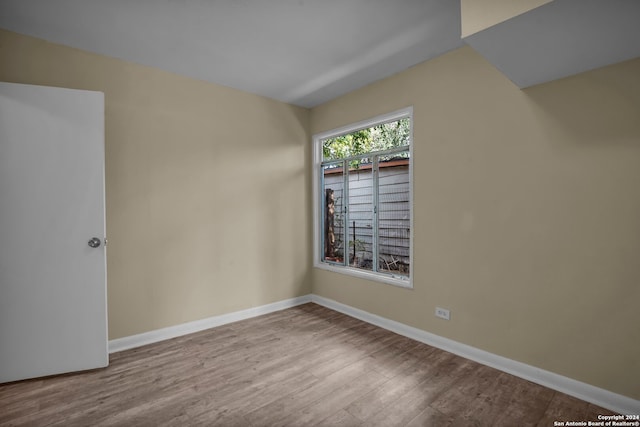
[372,155,379,273]
[342,159,349,267]
[320,164,325,263]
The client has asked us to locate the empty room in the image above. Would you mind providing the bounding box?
[1,0,639,425]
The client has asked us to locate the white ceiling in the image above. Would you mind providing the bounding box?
[464,0,640,89]
[2,1,638,107]
[0,0,464,108]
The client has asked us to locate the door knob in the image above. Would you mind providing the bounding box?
[88,237,101,248]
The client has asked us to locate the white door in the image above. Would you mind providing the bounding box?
[0,82,108,383]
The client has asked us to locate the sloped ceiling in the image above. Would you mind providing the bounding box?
[0,1,638,106]
[0,0,463,108]
[464,0,640,88]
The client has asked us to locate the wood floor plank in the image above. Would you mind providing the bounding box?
[361,368,463,427]
[535,397,617,427]
[405,406,453,427]
[275,368,388,426]
[428,363,503,416]
[584,403,619,419]
[314,409,363,427]
[346,348,454,422]
[535,391,594,426]
[0,303,618,426]
[243,358,377,426]
[451,372,554,427]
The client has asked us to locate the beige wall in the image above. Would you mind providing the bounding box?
[310,46,640,400]
[461,0,552,37]
[0,29,311,339]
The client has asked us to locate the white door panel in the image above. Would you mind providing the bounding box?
[0,82,107,383]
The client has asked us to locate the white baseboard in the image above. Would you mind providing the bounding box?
[310,294,640,415]
[108,295,312,354]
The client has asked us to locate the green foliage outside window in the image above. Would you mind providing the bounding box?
[322,118,410,162]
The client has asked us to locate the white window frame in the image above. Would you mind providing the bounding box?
[312,107,414,289]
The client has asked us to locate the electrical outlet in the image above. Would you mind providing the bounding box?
[435,307,450,320]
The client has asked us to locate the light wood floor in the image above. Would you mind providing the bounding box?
[0,303,616,426]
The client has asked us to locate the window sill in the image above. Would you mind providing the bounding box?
[314,261,413,289]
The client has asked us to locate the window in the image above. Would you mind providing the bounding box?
[313,107,413,288]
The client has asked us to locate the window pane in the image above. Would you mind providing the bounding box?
[322,163,345,264]
[371,118,410,150]
[377,151,410,277]
[348,163,374,271]
[322,117,410,161]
